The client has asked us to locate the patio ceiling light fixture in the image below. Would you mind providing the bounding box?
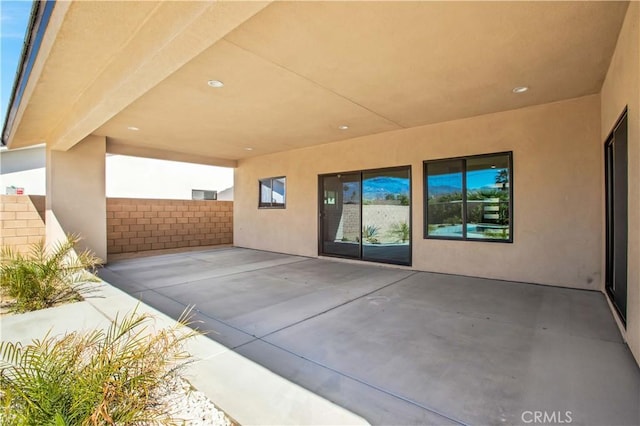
[127,126,139,131]
[207,80,224,88]
[512,86,529,94]
[338,125,349,130]
[244,147,253,151]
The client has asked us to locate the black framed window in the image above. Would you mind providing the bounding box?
[424,152,512,242]
[259,176,286,208]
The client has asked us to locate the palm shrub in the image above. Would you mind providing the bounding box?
[0,234,101,312]
[388,221,410,243]
[0,309,195,425]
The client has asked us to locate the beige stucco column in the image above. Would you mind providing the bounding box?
[46,135,106,261]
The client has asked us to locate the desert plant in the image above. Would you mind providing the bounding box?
[0,234,101,312]
[388,221,410,243]
[362,224,380,244]
[0,309,195,425]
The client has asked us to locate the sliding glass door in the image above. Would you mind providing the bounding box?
[319,166,411,266]
[362,168,411,264]
[319,173,361,258]
[605,110,628,325]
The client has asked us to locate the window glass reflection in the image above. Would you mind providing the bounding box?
[320,174,361,258]
[272,177,286,204]
[466,154,510,240]
[424,152,511,241]
[259,177,286,208]
[426,160,463,237]
[362,168,411,265]
[260,180,272,204]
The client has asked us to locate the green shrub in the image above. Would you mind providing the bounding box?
[0,234,101,312]
[388,221,410,243]
[0,310,195,425]
[483,229,509,239]
[397,194,410,206]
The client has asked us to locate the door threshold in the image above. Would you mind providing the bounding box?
[317,254,414,271]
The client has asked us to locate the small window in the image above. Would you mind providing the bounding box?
[259,176,286,208]
[192,189,217,200]
[424,152,512,242]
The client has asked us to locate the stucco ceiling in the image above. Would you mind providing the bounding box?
[8,1,629,163]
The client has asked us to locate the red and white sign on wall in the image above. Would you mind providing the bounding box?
[5,186,25,195]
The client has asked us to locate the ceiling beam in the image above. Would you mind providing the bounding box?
[106,139,237,168]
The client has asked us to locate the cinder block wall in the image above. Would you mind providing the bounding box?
[0,195,46,252]
[106,198,233,254]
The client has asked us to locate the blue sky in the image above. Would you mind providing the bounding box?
[428,168,507,191]
[1,0,32,123]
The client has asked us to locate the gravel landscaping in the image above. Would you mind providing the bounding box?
[152,375,234,426]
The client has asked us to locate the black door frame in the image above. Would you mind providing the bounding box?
[317,171,362,260]
[604,107,628,326]
[318,165,412,266]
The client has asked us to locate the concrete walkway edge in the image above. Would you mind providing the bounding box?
[1,280,370,426]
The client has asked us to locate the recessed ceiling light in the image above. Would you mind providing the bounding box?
[127,126,139,131]
[244,147,253,151]
[207,80,224,88]
[338,125,349,130]
[491,165,496,169]
[512,86,529,94]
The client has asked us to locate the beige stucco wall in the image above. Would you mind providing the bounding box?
[235,94,602,290]
[600,2,640,366]
[46,135,107,261]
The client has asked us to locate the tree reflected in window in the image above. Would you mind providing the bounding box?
[425,152,512,242]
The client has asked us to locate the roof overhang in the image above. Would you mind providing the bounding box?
[2,1,629,166]
[2,0,56,147]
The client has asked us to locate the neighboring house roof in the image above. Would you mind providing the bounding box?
[1,2,629,164]
[217,187,234,201]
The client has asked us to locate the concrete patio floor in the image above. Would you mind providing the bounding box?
[99,247,640,425]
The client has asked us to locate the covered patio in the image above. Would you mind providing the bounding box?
[99,247,640,425]
[3,2,639,422]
